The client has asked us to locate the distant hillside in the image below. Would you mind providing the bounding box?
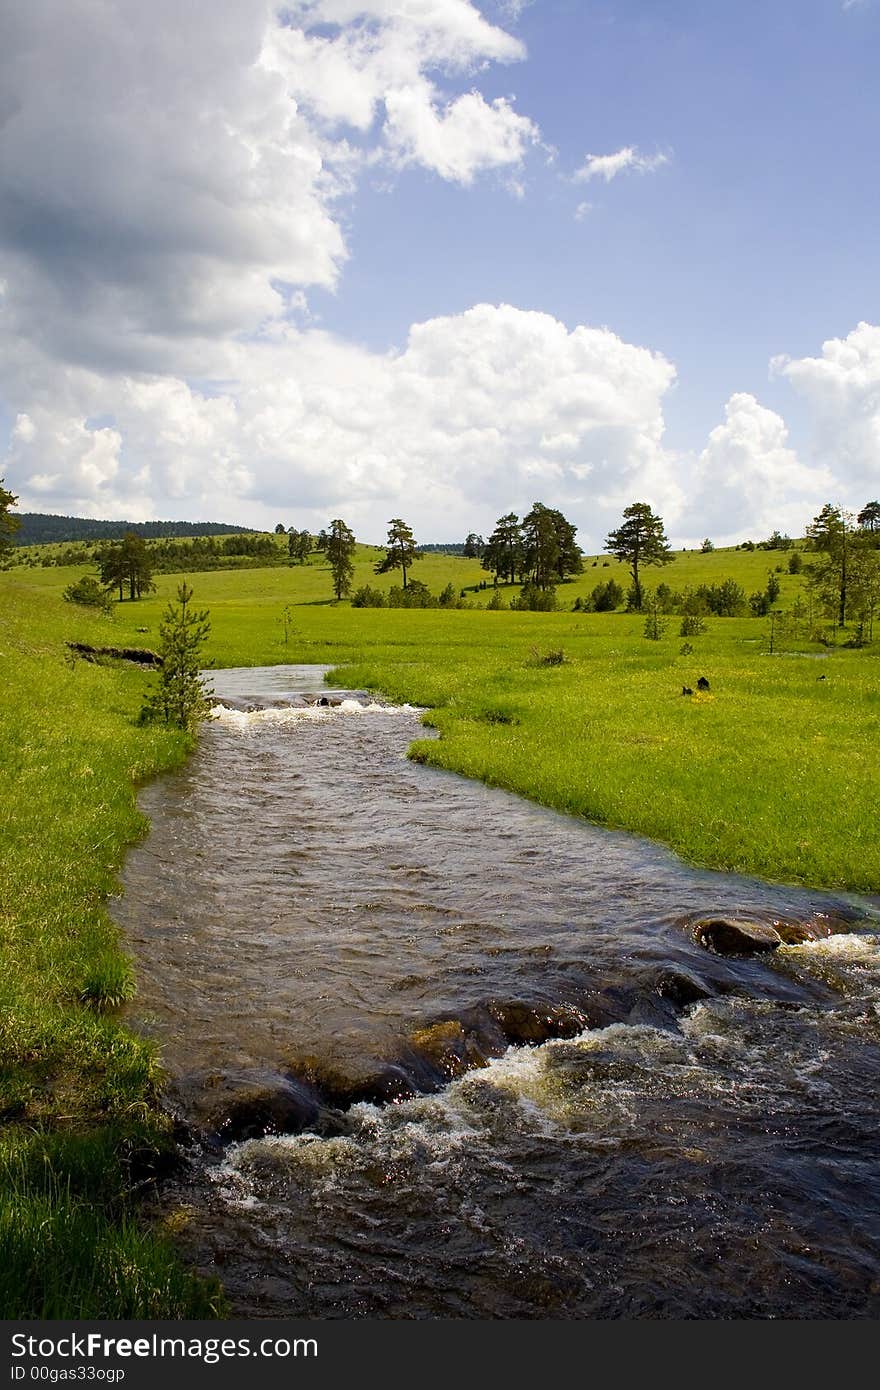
[14,513,255,546]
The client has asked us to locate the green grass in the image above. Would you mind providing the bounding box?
[10,542,875,890]
[0,580,223,1316]
[0,539,876,1313]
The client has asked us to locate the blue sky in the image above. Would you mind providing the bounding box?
[1,0,878,545]
[316,0,880,451]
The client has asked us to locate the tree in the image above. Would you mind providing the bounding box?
[481,513,522,584]
[98,532,154,601]
[604,502,674,610]
[288,529,311,564]
[701,537,715,553]
[0,477,20,559]
[521,503,560,589]
[850,547,880,643]
[858,501,880,533]
[463,532,485,559]
[518,503,583,589]
[806,504,859,627]
[275,522,287,534]
[141,582,212,731]
[375,518,419,589]
[326,518,356,599]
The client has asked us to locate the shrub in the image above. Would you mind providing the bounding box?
[511,582,557,611]
[691,579,747,617]
[387,580,436,608]
[351,585,386,608]
[680,614,706,637]
[527,646,565,666]
[589,578,624,612]
[63,576,113,613]
[788,551,803,574]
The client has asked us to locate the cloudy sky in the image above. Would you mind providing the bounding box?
[1,0,878,547]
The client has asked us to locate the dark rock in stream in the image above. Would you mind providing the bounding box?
[406,1019,492,1081]
[691,910,869,956]
[694,918,783,955]
[194,1071,326,1142]
[487,998,588,1045]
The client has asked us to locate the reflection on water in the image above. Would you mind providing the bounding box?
[116,666,880,1318]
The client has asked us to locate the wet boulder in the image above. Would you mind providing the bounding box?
[406,1019,491,1083]
[693,917,782,955]
[196,1072,323,1142]
[773,919,830,945]
[488,998,586,1045]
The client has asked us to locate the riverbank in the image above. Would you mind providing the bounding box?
[0,582,222,1316]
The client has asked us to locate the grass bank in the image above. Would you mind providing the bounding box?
[0,579,222,1316]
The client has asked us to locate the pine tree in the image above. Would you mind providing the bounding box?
[604,502,674,610]
[0,477,20,559]
[326,518,356,599]
[141,582,212,731]
[481,513,522,584]
[98,532,154,601]
[375,518,419,589]
[857,500,880,534]
[806,504,859,627]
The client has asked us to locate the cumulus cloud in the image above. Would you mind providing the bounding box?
[692,393,835,544]
[4,1,868,550]
[772,322,880,505]
[574,146,669,184]
[0,0,537,379]
[4,304,682,543]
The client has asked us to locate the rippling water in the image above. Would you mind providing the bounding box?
[115,666,880,1318]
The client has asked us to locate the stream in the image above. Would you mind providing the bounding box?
[115,665,880,1318]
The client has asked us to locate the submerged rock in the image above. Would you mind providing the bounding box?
[488,998,586,1045]
[196,1071,324,1142]
[693,917,783,955]
[406,1019,492,1081]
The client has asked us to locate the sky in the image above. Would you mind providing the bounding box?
[0,0,878,548]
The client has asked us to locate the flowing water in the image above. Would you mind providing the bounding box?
[116,665,880,1319]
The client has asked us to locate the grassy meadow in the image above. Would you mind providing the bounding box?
[0,581,223,1316]
[0,535,877,1314]
[7,539,877,890]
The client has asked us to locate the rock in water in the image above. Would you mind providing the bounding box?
[693,917,782,955]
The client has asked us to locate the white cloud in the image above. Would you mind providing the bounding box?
[574,146,669,184]
[772,322,880,505]
[383,88,538,182]
[0,0,537,381]
[692,393,834,544]
[5,305,681,543]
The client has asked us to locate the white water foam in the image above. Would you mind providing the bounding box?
[210,699,421,730]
